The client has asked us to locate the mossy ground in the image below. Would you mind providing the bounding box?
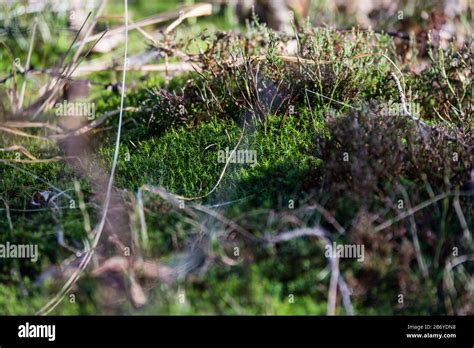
[0,1,472,315]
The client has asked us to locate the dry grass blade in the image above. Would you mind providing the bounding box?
[3,162,73,200]
[0,157,68,164]
[0,196,13,231]
[75,3,212,47]
[327,255,339,315]
[374,192,450,233]
[173,125,246,201]
[37,0,129,316]
[18,18,38,109]
[0,144,38,160]
[265,227,329,244]
[49,106,138,140]
[0,125,51,140]
[72,62,199,76]
[165,3,212,34]
[453,191,471,241]
[17,12,93,118]
[193,203,256,241]
[23,3,107,120]
[2,121,63,133]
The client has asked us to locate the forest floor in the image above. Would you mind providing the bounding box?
[0,1,472,315]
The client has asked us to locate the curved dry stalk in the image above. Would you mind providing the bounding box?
[37,0,129,316]
[173,124,246,201]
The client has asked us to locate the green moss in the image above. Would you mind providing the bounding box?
[0,6,472,315]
